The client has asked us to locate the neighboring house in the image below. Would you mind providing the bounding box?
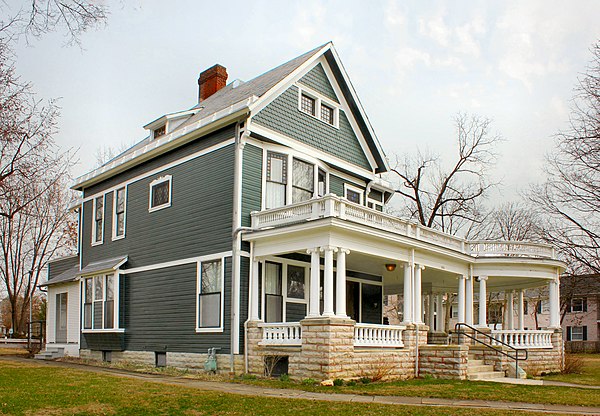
[560,275,599,352]
[41,43,567,380]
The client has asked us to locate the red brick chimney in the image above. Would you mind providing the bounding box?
[198,64,228,102]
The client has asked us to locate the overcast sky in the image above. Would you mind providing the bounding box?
[13,0,600,203]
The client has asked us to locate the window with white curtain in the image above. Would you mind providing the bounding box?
[197,259,223,330]
[266,152,287,209]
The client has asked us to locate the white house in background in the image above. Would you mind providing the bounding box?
[41,42,566,380]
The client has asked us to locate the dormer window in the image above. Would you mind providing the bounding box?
[153,125,166,139]
[300,94,316,116]
[298,86,339,128]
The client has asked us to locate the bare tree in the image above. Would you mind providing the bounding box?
[470,202,541,241]
[0,174,76,336]
[391,113,501,236]
[529,42,600,274]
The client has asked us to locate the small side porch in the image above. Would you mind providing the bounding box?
[243,196,566,380]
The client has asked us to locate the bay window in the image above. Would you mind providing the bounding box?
[197,259,223,331]
[82,273,118,331]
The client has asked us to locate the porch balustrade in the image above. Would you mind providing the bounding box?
[250,195,556,259]
[258,322,302,346]
[353,323,405,348]
[491,330,554,349]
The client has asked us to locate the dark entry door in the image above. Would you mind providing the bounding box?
[346,281,360,321]
[55,293,68,343]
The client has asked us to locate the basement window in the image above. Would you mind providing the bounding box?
[155,352,167,368]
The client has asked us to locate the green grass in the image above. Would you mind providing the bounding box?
[0,359,552,416]
[234,375,600,408]
[541,354,600,386]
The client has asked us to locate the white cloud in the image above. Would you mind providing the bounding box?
[419,15,451,47]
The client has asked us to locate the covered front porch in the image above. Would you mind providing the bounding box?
[243,195,565,380]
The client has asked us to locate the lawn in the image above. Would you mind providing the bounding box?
[235,374,600,408]
[0,359,553,416]
[542,354,600,386]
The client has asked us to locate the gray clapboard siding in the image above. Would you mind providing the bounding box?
[84,125,236,197]
[329,175,366,198]
[286,302,307,322]
[241,144,263,228]
[123,259,233,354]
[253,85,372,170]
[82,144,235,269]
[298,63,339,103]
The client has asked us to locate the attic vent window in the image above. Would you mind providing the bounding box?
[300,94,315,116]
[154,125,166,139]
[321,104,333,125]
[298,87,339,129]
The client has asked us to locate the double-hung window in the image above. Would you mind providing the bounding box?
[570,298,586,313]
[149,175,172,212]
[317,169,327,197]
[568,326,587,341]
[344,184,364,205]
[292,158,314,203]
[82,274,118,331]
[92,196,104,244]
[266,152,287,209]
[197,259,223,331]
[265,262,283,323]
[113,187,126,239]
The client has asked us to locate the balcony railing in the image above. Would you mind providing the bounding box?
[251,195,556,259]
[258,322,302,346]
[354,323,406,348]
[491,330,554,349]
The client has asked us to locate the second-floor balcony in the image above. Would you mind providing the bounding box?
[250,194,557,261]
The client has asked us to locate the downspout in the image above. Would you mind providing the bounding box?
[230,121,247,374]
[243,239,255,374]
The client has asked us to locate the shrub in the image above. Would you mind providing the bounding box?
[563,354,585,374]
[301,378,316,386]
[333,378,344,386]
[346,380,357,386]
[279,373,290,382]
[359,377,371,384]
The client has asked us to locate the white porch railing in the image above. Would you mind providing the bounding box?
[354,323,405,348]
[258,322,302,346]
[491,330,554,349]
[250,195,556,260]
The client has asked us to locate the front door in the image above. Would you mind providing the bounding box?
[346,281,360,321]
[55,293,68,343]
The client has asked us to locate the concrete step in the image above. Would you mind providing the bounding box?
[468,364,495,373]
[468,371,506,381]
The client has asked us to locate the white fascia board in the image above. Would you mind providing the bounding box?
[249,124,377,182]
[248,43,331,116]
[72,98,255,190]
[327,45,390,172]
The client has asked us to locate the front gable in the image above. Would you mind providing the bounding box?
[251,53,383,174]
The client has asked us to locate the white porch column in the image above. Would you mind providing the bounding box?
[465,276,474,326]
[335,249,349,317]
[435,294,444,332]
[457,275,466,323]
[549,278,560,328]
[506,290,514,330]
[478,276,488,328]
[413,265,423,324]
[249,257,260,321]
[427,294,435,328]
[518,289,525,330]
[403,263,412,323]
[322,246,337,317]
[307,248,321,318]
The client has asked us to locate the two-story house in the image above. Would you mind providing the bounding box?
[42,43,567,380]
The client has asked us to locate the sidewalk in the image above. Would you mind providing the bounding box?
[3,356,600,415]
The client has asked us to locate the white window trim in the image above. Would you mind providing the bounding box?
[261,144,331,210]
[570,297,584,313]
[344,183,364,205]
[297,85,340,129]
[81,273,120,332]
[112,186,127,241]
[148,175,172,212]
[195,257,225,333]
[91,194,105,246]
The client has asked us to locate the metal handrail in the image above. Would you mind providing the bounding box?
[454,322,528,379]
